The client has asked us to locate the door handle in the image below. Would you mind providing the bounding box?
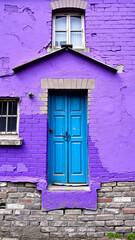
[63,131,71,141]
[49,128,54,134]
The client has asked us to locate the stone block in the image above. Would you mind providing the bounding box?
[114,197,131,202]
[102,182,116,187]
[78,215,95,221]
[87,221,105,227]
[25,183,36,188]
[9,193,25,198]
[115,214,134,220]
[7,204,24,209]
[25,204,41,210]
[97,226,114,232]
[125,220,135,226]
[50,232,67,238]
[123,208,135,214]
[0,182,7,187]
[117,182,134,187]
[31,210,46,215]
[40,221,48,227]
[19,198,33,204]
[99,187,112,192]
[83,209,99,215]
[106,203,125,208]
[65,209,81,215]
[13,221,29,227]
[61,215,77,221]
[14,209,30,215]
[0,193,6,198]
[103,208,120,214]
[81,79,87,89]
[23,215,41,221]
[41,226,57,232]
[50,221,67,227]
[106,220,123,226]
[30,222,40,227]
[113,187,130,192]
[97,203,106,209]
[41,79,48,89]
[105,192,122,197]
[59,79,63,88]
[48,210,63,215]
[0,210,12,215]
[63,79,70,89]
[60,227,76,232]
[96,214,114,221]
[76,79,82,88]
[97,198,112,203]
[68,232,86,238]
[68,221,85,227]
[115,227,131,233]
[87,232,104,238]
[41,215,54,221]
[87,79,95,89]
[18,187,35,193]
[53,79,59,89]
[3,239,18,240]
[8,187,17,193]
[71,79,76,88]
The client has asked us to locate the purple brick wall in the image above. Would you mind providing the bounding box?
[0,0,135,209]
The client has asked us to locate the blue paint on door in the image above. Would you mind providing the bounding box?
[48,91,88,184]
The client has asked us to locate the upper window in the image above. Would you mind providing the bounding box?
[0,99,19,134]
[53,13,85,49]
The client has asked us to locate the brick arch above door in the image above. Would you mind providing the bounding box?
[38,78,95,124]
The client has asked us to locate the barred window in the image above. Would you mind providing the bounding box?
[0,99,19,134]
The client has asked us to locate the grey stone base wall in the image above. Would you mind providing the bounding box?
[0,181,135,240]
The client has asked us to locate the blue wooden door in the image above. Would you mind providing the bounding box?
[48,91,87,184]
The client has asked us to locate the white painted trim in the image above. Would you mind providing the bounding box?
[53,13,85,49]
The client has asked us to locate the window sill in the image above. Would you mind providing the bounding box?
[48,184,90,192]
[46,46,90,53]
[0,138,23,146]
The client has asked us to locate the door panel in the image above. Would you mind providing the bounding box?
[71,142,81,174]
[54,142,65,174]
[68,94,87,183]
[71,116,81,136]
[49,91,87,184]
[49,94,67,184]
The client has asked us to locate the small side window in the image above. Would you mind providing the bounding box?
[0,99,19,135]
[53,13,85,49]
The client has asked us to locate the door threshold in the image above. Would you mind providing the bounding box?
[48,184,90,192]
[52,183,88,186]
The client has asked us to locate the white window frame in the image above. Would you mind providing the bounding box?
[53,13,85,49]
[0,98,19,136]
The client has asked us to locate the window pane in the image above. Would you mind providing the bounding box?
[0,102,7,115]
[56,16,66,31]
[7,117,17,132]
[55,32,66,47]
[71,32,82,47]
[8,101,17,115]
[0,117,6,132]
[71,16,81,31]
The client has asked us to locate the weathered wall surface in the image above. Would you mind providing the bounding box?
[0,181,134,239]
[0,0,135,73]
[0,0,135,211]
